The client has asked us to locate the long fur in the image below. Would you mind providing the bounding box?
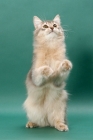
[23,15,72,131]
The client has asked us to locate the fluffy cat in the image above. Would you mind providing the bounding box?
[23,15,72,131]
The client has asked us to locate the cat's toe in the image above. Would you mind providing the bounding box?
[61,60,72,72]
[26,122,37,128]
[42,66,53,77]
[55,122,69,132]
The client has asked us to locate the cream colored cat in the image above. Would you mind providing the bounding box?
[23,15,72,131]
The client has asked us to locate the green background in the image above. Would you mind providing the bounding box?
[0,0,93,139]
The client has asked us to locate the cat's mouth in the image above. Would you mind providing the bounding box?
[49,30,55,34]
[50,31,54,33]
[49,31,58,36]
[47,29,59,36]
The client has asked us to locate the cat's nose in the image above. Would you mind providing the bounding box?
[50,27,54,31]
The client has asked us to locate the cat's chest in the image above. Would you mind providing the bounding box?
[46,58,59,70]
[44,49,62,70]
[35,46,65,70]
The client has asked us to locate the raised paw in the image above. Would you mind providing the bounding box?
[32,66,53,86]
[55,121,69,131]
[41,66,53,78]
[26,122,37,128]
[60,60,72,72]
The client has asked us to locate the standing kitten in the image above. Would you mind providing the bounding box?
[23,15,72,131]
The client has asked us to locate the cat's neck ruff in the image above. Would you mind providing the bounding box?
[34,36,65,49]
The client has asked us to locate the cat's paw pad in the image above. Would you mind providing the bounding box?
[61,60,72,72]
[41,66,53,78]
[55,122,69,131]
[26,122,37,128]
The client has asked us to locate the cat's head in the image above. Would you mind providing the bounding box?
[33,15,64,41]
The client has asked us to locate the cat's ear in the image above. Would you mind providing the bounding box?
[53,15,61,25]
[33,16,42,29]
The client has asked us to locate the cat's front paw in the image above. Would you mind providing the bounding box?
[32,66,53,86]
[41,66,53,78]
[59,60,72,72]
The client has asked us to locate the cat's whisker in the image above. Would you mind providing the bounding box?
[63,29,69,32]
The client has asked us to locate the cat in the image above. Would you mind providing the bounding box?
[23,15,72,131]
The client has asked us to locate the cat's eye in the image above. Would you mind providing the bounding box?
[53,24,57,27]
[43,25,48,28]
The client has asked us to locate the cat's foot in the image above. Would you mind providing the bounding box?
[26,122,37,128]
[41,66,53,78]
[32,66,53,86]
[55,121,69,131]
[59,60,72,73]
